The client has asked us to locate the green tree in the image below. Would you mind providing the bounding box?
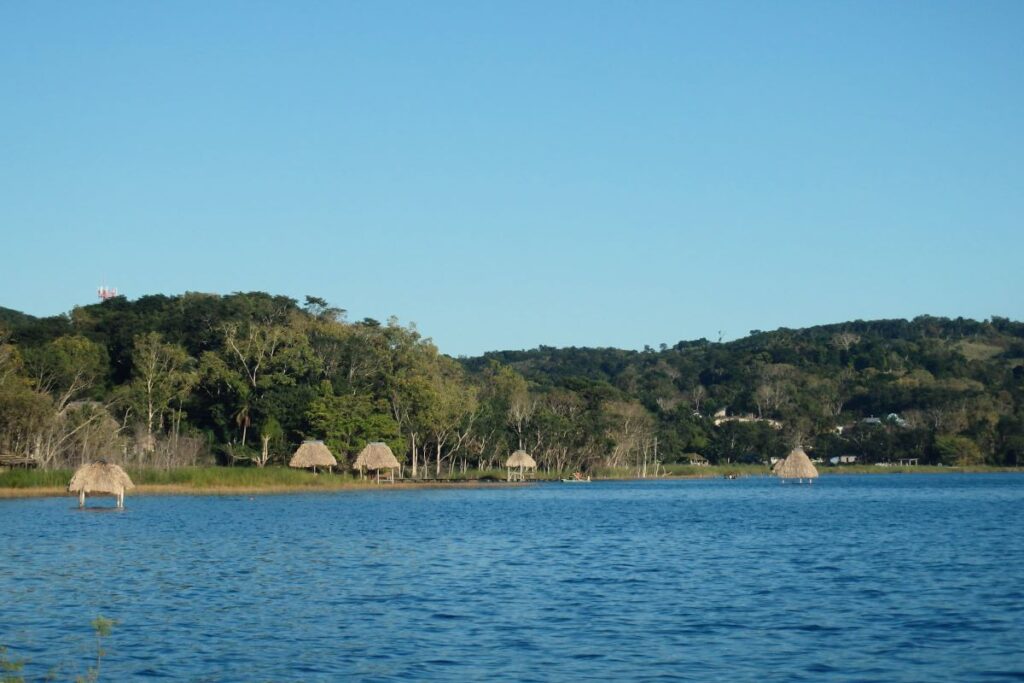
[125,332,196,447]
[256,416,284,468]
[24,335,107,411]
[935,435,984,466]
[379,321,438,477]
[307,383,401,468]
[422,357,478,476]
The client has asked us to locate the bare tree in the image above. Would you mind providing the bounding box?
[686,384,707,415]
[753,364,794,418]
[127,332,196,447]
[831,332,861,351]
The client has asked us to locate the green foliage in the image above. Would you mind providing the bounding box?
[90,617,114,639]
[1,295,1022,474]
[0,468,71,488]
[0,383,53,456]
[127,466,358,488]
[0,645,25,683]
[0,617,124,683]
[123,332,197,444]
[935,435,985,466]
[307,385,401,467]
[22,335,106,409]
[73,616,116,683]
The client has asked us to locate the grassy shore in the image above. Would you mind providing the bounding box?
[0,466,530,499]
[0,463,1019,500]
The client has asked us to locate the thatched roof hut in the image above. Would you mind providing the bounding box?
[505,449,536,481]
[775,447,819,482]
[68,461,135,508]
[506,450,536,469]
[289,440,337,473]
[354,442,400,482]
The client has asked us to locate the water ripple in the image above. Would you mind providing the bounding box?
[0,475,1022,681]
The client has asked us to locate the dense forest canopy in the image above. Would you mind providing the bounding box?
[1,292,1022,473]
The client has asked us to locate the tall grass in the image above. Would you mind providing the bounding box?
[593,464,769,478]
[0,466,361,490]
[126,466,360,488]
[0,468,72,488]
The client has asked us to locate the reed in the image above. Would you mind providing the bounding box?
[127,466,361,488]
[0,466,362,491]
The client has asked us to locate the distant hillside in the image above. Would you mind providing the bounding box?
[1,291,1022,469]
[461,315,1024,466]
[466,316,1024,392]
[0,305,36,328]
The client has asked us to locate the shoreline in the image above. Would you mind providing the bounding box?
[0,480,533,500]
[1,467,1019,500]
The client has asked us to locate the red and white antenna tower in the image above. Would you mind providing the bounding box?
[97,285,119,301]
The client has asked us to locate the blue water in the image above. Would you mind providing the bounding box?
[2,475,1023,681]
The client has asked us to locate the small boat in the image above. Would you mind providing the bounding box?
[561,473,591,482]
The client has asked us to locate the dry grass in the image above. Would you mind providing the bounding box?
[0,466,533,499]
[956,340,1003,361]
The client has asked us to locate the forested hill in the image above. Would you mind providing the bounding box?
[468,317,1024,396]
[1,292,1022,471]
[467,317,1024,464]
[0,305,35,328]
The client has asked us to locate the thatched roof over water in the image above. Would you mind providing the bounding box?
[289,441,338,469]
[354,442,400,471]
[506,450,537,469]
[776,447,819,479]
[68,462,135,495]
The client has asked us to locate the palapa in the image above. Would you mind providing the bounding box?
[505,449,536,482]
[353,442,400,483]
[68,461,135,509]
[775,447,819,483]
[289,440,337,473]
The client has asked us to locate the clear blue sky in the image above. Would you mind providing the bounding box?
[2,1,1021,356]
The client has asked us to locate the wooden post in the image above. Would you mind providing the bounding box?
[79,490,85,508]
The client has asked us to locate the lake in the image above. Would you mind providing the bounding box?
[2,474,1022,681]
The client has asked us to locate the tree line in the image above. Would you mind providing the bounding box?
[1,293,1022,473]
